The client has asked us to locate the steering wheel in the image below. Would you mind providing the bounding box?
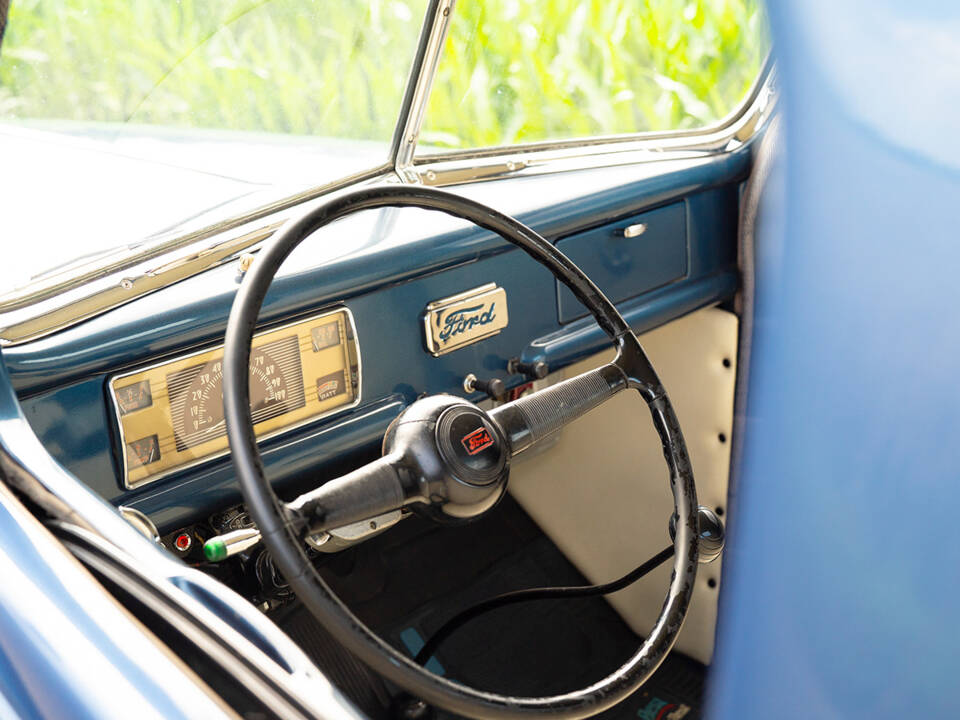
[223,185,699,720]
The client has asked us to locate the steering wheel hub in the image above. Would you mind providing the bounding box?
[382,395,510,522]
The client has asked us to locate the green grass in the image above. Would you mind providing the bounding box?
[0,0,768,151]
[0,0,428,140]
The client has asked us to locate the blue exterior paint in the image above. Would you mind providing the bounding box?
[5,157,744,531]
[709,1,960,718]
[0,479,233,719]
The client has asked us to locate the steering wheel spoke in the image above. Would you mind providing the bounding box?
[286,453,415,535]
[490,362,627,456]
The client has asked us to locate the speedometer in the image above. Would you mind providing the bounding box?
[168,337,305,451]
[109,308,360,489]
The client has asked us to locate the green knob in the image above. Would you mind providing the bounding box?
[201,527,261,562]
[203,537,227,563]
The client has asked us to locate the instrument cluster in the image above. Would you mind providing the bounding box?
[110,308,360,488]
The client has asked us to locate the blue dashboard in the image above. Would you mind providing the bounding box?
[4,149,747,532]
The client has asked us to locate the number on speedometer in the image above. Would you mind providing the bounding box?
[167,336,306,452]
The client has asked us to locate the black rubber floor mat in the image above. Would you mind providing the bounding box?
[274,602,393,719]
[315,496,705,719]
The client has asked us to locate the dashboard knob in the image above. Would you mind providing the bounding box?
[463,373,507,402]
[508,357,549,380]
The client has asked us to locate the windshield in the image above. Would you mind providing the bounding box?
[420,0,769,151]
[0,0,428,294]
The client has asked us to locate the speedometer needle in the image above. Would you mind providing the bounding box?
[194,419,226,437]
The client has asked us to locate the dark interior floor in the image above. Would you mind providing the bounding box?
[275,496,705,720]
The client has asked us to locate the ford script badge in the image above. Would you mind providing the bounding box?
[423,283,509,356]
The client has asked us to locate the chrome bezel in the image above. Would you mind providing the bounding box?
[108,306,363,490]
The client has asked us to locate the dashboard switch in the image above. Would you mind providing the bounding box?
[508,358,549,380]
[173,532,193,553]
[463,373,507,402]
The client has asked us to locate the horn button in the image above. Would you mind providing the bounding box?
[436,405,507,485]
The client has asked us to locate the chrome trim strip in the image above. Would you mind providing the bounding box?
[394,0,455,182]
[388,0,444,164]
[118,505,161,542]
[0,168,395,346]
[0,163,392,315]
[108,306,363,489]
[416,54,775,164]
[415,62,777,186]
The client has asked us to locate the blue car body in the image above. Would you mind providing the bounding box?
[710,1,960,718]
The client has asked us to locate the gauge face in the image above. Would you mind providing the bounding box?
[116,380,153,415]
[110,309,360,489]
[127,434,161,468]
[168,336,306,452]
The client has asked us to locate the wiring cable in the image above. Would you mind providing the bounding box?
[414,544,675,666]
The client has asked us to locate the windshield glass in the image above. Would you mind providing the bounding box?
[0,0,427,294]
[420,0,769,152]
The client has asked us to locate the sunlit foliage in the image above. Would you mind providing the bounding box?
[0,0,768,150]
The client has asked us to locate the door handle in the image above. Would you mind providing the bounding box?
[619,222,647,238]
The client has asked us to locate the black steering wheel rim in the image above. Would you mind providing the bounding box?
[223,184,699,720]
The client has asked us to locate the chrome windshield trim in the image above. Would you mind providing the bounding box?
[414,60,777,186]
[417,55,774,163]
[0,162,394,317]
[0,1,448,340]
[0,51,773,346]
[393,0,454,181]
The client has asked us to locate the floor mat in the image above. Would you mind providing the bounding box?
[274,602,394,719]
[311,496,706,719]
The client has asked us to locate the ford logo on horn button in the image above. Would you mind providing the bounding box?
[461,426,495,455]
[423,283,509,356]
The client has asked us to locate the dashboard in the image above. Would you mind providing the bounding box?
[3,154,746,533]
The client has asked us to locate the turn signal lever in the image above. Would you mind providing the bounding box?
[670,506,725,563]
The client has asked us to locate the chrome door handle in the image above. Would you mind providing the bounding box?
[620,222,647,238]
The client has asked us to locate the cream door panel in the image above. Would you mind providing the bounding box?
[508,306,737,664]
